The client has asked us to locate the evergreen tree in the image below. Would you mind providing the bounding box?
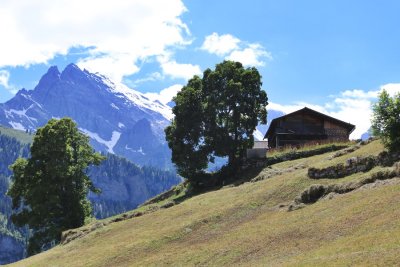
[165,61,268,180]
[7,118,104,255]
[371,89,400,152]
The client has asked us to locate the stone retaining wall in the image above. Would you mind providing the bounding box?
[308,151,400,179]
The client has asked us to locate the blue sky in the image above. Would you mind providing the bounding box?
[0,0,400,138]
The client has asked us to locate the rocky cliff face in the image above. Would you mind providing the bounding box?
[0,64,172,169]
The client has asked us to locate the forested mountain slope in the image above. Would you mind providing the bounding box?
[0,126,31,264]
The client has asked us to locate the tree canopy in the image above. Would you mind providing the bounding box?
[371,89,400,152]
[7,118,104,255]
[165,60,268,181]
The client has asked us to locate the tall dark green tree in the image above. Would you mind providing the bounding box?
[7,118,104,255]
[203,61,268,166]
[165,61,268,180]
[165,76,210,179]
[371,89,400,152]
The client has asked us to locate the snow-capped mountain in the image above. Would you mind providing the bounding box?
[0,64,172,168]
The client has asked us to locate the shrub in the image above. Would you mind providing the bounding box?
[297,184,327,204]
[371,89,400,152]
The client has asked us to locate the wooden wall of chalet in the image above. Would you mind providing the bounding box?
[279,113,324,134]
[271,114,350,147]
[323,120,349,141]
[266,108,354,148]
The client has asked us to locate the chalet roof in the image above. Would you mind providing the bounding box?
[264,107,355,139]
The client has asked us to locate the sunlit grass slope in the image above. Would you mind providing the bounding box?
[0,125,32,144]
[9,140,400,266]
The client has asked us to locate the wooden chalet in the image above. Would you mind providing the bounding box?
[265,107,355,148]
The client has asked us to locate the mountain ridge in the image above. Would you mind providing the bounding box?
[0,64,172,168]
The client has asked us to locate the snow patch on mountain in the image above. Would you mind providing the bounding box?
[7,106,31,117]
[80,128,121,154]
[110,103,119,110]
[98,75,173,120]
[8,122,25,131]
[125,145,146,155]
[253,129,265,141]
[5,105,38,124]
[21,94,44,109]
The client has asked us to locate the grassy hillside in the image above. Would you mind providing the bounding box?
[9,140,400,266]
[0,126,33,144]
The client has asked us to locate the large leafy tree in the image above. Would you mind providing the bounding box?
[203,61,268,166]
[371,89,400,152]
[165,61,268,180]
[165,76,210,179]
[7,118,104,255]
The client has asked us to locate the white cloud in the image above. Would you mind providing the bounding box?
[0,70,10,89]
[201,32,240,56]
[201,33,272,67]
[145,84,183,104]
[158,54,201,80]
[328,95,372,140]
[160,61,202,80]
[268,102,326,115]
[227,44,272,67]
[268,102,304,114]
[341,89,378,99]
[268,83,400,140]
[78,55,141,83]
[0,69,17,94]
[132,72,163,86]
[380,83,400,96]
[0,0,189,83]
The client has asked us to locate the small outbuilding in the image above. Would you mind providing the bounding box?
[246,140,268,159]
[265,107,355,148]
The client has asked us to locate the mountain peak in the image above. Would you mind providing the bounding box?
[16,88,28,95]
[60,63,86,81]
[48,65,60,75]
[34,65,60,91]
[64,63,80,71]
